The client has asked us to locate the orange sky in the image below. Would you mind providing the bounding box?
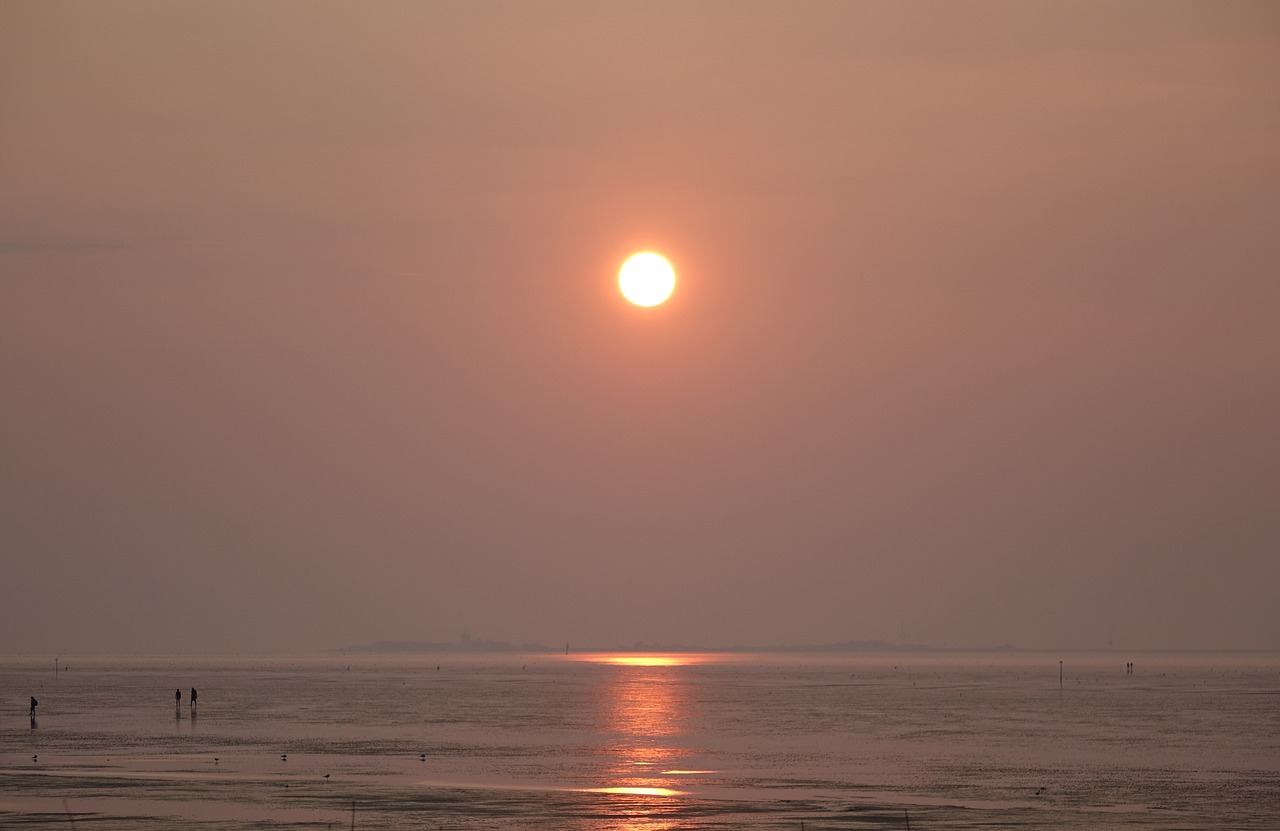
[2,2,1278,653]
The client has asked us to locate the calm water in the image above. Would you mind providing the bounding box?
[2,652,1278,829]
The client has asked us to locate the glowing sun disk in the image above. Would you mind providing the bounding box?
[619,253,675,306]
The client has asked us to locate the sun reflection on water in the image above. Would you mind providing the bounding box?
[589,654,692,667]
[580,653,719,818]
[588,786,684,797]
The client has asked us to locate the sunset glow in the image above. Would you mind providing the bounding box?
[583,654,694,667]
[2,2,1276,828]
[619,253,675,306]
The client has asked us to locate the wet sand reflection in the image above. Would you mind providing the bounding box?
[585,653,719,823]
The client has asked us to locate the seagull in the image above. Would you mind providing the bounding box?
[323,773,331,779]
[32,755,37,763]
[419,753,426,761]
[214,757,219,764]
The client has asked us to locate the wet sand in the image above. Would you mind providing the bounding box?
[4,652,1278,829]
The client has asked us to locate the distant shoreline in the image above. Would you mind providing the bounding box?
[3,645,1278,660]
[330,639,1280,656]
[333,638,923,655]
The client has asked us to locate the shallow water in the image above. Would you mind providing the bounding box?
[2,651,1278,829]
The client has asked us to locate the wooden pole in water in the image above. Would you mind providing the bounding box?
[351,800,355,830]
[1060,660,1063,691]
[905,808,911,830]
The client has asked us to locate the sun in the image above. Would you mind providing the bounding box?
[619,252,675,307]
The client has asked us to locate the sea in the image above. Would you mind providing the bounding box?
[2,651,1277,829]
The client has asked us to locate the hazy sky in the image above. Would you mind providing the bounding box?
[3,2,1278,654]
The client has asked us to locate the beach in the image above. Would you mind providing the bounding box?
[3,652,1278,829]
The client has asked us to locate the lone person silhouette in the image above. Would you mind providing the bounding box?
[30,697,38,717]
[190,687,197,712]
